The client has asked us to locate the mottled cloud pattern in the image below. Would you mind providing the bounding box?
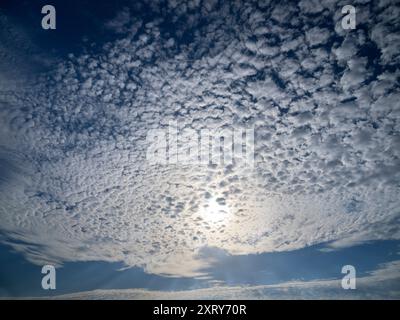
[0,0,399,277]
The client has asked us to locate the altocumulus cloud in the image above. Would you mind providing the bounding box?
[0,0,399,278]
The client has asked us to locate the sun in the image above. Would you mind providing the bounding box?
[200,196,231,224]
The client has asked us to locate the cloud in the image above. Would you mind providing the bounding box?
[0,0,399,278]
[30,260,400,299]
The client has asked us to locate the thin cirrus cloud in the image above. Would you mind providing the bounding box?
[0,0,399,279]
[40,260,400,299]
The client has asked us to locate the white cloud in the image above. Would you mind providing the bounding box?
[0,0,399,278]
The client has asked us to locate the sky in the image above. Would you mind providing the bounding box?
[0,0,399,299]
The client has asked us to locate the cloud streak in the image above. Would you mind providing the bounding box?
[31,260,400,299]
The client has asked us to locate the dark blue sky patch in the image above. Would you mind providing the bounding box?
[0,239,398,297]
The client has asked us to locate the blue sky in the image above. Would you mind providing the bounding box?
[0,0,399,299]
[1,239,399,297]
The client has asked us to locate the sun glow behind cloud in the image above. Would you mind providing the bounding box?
[200,196,231,224]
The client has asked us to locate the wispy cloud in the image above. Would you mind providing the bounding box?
[32,260,400,300]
